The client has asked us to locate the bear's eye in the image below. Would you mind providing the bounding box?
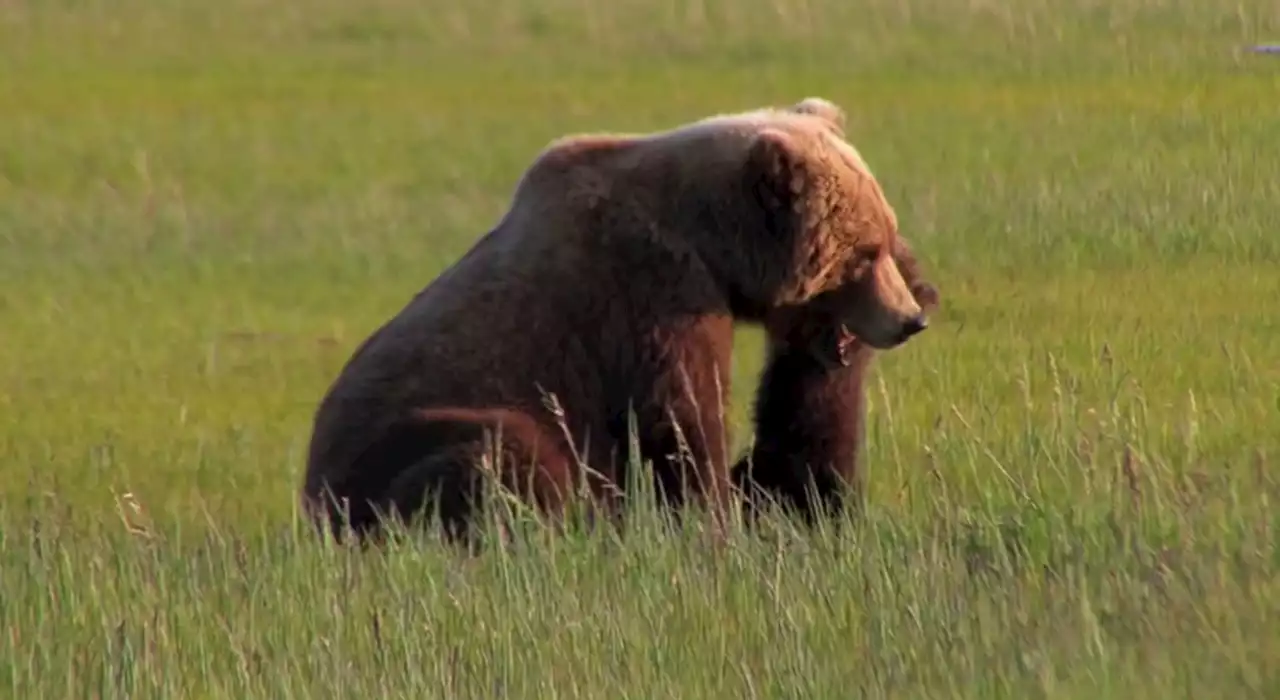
[854,244,881,264]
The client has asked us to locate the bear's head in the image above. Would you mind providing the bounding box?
[765,233,940,369]
[736,98,932,357]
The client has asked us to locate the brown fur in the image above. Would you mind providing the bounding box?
[301,97,927,543]
[304,407,576,545]
[732,237,939,525]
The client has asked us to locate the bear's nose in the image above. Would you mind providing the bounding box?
[900,315,929,339]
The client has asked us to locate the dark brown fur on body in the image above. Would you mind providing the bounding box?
[303,228,738,542]
[732,238,939,525]
[302,98,928,544]
[307,408,579,544]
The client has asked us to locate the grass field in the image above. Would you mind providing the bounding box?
[2,0,1279,696]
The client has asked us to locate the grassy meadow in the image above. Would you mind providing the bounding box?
[2,0,1280,696]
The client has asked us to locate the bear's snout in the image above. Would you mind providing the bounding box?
[898,314,928,341]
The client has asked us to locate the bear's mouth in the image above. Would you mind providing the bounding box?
[808,323,858,371]
[835,324,857,367]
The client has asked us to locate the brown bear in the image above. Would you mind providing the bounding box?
[732,235,940,526]
[300,97,930,543]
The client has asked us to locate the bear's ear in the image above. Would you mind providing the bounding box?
[746,127,807,202]
[913,281,940,311]
[745,128,808,243]
[789,97,846,134]
[890,235,940,311]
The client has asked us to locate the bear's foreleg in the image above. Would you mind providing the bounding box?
[634,344,735,536]
[731,345,872,527]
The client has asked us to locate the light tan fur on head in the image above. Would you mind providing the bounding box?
[788,97,847,136]
[738,102,926,350]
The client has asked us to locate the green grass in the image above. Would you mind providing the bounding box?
[2,0,1279,696]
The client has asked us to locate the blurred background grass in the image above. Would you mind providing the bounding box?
[0,0,1278,696]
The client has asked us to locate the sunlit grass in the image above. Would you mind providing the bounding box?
[1,0,1277,696]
